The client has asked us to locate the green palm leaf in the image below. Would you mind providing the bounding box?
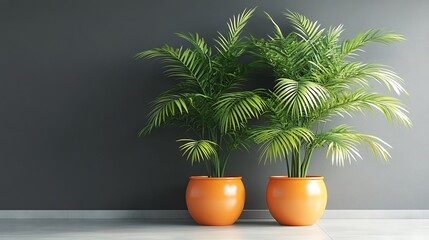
[135,45,208,93]
[214,90,266,133]
[361,65,407,95]
[139,94,190,136]
[177,139,218,164]
[313,126,362,166]
[317,89,411,127]
[341,29,405,57]
[285,10,325,41]
[250,126,314,164]
[313,125,391,166]
[176,32,213,72]
[215,8,256,56]
[176,32,211,57]
[274,78,329,117]
[264,12,284,39]
[327,62,407,95]
[324,25,344,47]
[356,134,392,161]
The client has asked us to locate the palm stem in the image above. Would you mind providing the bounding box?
[301,147,315,177]
[221,151,232,177]
[204,160,210,176]
[291,149,301,177]
[285,154,291,177]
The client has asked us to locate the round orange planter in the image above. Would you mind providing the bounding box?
[266,176,327,226]
[186,176,245,226]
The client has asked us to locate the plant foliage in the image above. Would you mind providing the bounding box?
[249,10,410,177]
[138,8,265,177]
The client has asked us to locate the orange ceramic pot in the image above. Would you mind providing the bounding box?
[186,176,245,226]
[266,176,327,226]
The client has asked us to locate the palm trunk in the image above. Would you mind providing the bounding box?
[220,151,232,177]
[291,149,301,177]
[301,147,315,177]
[285,154,291,177]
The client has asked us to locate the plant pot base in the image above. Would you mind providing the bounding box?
[266,176,327,226]
[186,176,245,226]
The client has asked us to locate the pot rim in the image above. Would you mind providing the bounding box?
[269,176,324,180]
[189,176,242,180]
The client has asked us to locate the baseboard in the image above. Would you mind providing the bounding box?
[322,210,429,219]
[0,210,189,219]
[0,210,428,219]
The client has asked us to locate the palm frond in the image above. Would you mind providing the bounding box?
[249,34,313,79]
[274,78,329,117]
[215,8,256,56]
[177,139,218,164]
[341,29,405,57]
[327,62,407,95]
[308,62,334,84]
[135,45,209,93]
[325,25,344,47]
[225,129,252,152]
[264,12,284,39]
[314,126,362,166]
[176,33,211,56]
[214,90,266,133]
[324,62,371,89]
[176,32,212,70]
[284,10,325,41]
[140,93,213,136]
[316,89,411,127]
[355,134,391,161]
[361,64,407,95]
[312,125,391,166]
[139,94,191,136]
[250,126,314,164]
[262,93,292,126]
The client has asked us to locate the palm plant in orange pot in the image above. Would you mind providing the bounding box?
[137,8,266,226]
[249,11,411,226]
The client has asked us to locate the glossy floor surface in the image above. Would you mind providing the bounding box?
[0,219,428,239]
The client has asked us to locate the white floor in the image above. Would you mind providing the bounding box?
[0,219,428,240]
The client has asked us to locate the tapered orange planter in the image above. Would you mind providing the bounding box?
[266,176,327,226]
[186,176,245,226]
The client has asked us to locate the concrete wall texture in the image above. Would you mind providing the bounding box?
[0,0,428,210]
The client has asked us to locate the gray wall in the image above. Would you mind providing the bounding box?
[0,0,427,210]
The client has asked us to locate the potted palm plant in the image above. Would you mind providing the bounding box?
[249,11,411,226]
[137,8,266,226]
